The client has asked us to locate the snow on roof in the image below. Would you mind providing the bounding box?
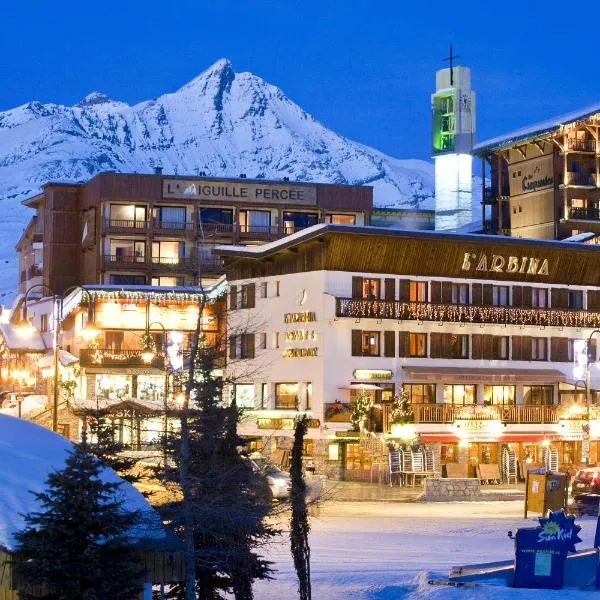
[0,415,166,551]
[474,102,600,153]
[0,323,46,352]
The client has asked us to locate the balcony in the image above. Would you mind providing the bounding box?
[27,264,43,279]
[150,256,197,271]
[79,348,164,368]
[103,254,147,269]
[239,225,281,242]
[569,207,600,221]
[197,256,225,275]
[153,220,195,237]
[198,223,236,239]
[410,403,600,425]
[335,297,600,328]
[565,172,597,187]
[567,139,596,153]
[104,219,149,234]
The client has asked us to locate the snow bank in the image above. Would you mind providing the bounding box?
[0,415,166,551]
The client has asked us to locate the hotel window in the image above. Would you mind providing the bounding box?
[40,314,48,333]
[282,212,319,233]
[275,383,298,409]
[493,286,509,306]
[154,206,187,230]
[239,209,271,233]
[240,334,255,359]
[451,283,468,305]
[532,288,548,308]
[409,333,427,357]
[306,383,312,410]
[569,290,584,310]
[325,214,356,225]
[531,337,547,361]
[361,331,380,356]
[240,283,256,309]
[105,331,124,351]
[110,239,145,262]
[198,207,233,226]
[109,204,147,227]
[523,385,554,406]
[443,384,476,405]
[472,335,509,360]
[151,276,184,287]
[409,281,427,302]
[152,240,185,265]
[403,383,436,404]
[483,385,515,405]
[362,278,380,300]
[261,282,268,298]
[233,384,255,409]
[430,333,468,359]
[259,332,267,350]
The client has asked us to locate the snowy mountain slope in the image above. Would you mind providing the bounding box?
[0,58,443,299]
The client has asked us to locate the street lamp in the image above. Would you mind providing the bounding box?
[19,284,98,433]
[584,329,600,465]
[144,321,169,470]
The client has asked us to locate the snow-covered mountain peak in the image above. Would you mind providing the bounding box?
[0,58,443,300]
[76,91,114,106]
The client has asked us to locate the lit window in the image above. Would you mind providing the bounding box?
[275,383,298,409]
[233,384,255,408]
[409,333,427,357]
[409,281,427,302]
[362,279,380,300]
[361,332,380,356]
[483,385,515,405]
[443,384,476,405]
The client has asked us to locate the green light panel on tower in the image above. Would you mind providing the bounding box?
[432,92,456,155]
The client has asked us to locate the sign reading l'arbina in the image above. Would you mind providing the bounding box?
[461,252,550,276]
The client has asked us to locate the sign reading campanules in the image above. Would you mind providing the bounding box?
[508,156,554,197]
[163,179,317,205]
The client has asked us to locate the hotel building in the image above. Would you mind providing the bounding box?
[16,172,372,295]
[475,103,600,241]
[218,224,600,478]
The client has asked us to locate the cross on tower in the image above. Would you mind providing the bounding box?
[443,45,460,86]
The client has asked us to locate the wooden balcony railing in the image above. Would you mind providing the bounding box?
[569,207,600,221]
[567,139,596,152]
[153,221,195,234]
[104,219,149,232]
[565,172,597,186]
[335,297,600,329]
[103,254,147,268]
[411,403,600,425]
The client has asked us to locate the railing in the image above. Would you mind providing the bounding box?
[153,220,195,234]
[80,348,164,368]
[103,254,147,266]
[104,219,149,232]
[567,139,596,152]
[412,403,600,425]
[569,207,600,221]
[239,225,281,240]
[150,256,196,270]
[565,172,597,186]
[197,257,224,274]
[198,223,236,237]
[335,297,600,329]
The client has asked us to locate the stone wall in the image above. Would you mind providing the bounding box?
[418,477,482,502]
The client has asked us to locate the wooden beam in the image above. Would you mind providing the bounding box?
[532,141,545,155]
[514,146,526,159]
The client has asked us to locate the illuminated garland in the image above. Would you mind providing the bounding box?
[88,289,206,302]
[336,298,600,328]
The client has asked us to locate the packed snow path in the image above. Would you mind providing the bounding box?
[254,501,598,599]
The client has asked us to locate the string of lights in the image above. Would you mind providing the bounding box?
[336,298,600,328]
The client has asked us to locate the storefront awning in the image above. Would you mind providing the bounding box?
[403,366,567,384]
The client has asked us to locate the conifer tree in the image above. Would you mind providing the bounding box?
[160,295,276,600]
[290,415,311,600]
[15,444,144,600]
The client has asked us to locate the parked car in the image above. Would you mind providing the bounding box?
[570,467,600,514]
[250,457,291,501]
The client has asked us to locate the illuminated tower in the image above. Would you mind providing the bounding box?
[432,48,475,229]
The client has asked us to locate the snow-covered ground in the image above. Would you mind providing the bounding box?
[254,501,598,599]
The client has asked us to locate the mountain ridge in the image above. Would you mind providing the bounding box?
[0,58,440,299]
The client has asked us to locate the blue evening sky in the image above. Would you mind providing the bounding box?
[2,0,599,161]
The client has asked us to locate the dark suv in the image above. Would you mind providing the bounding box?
[571,467,600,514]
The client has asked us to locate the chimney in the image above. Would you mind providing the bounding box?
[154,166,163,175]
[239,173,247,179]
[283,176,290,182]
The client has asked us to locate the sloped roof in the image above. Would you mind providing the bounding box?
[474,102,600,154]
[0,415,167,551]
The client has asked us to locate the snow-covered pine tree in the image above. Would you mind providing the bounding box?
[160,294,276,600]
[14,444,144,600]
